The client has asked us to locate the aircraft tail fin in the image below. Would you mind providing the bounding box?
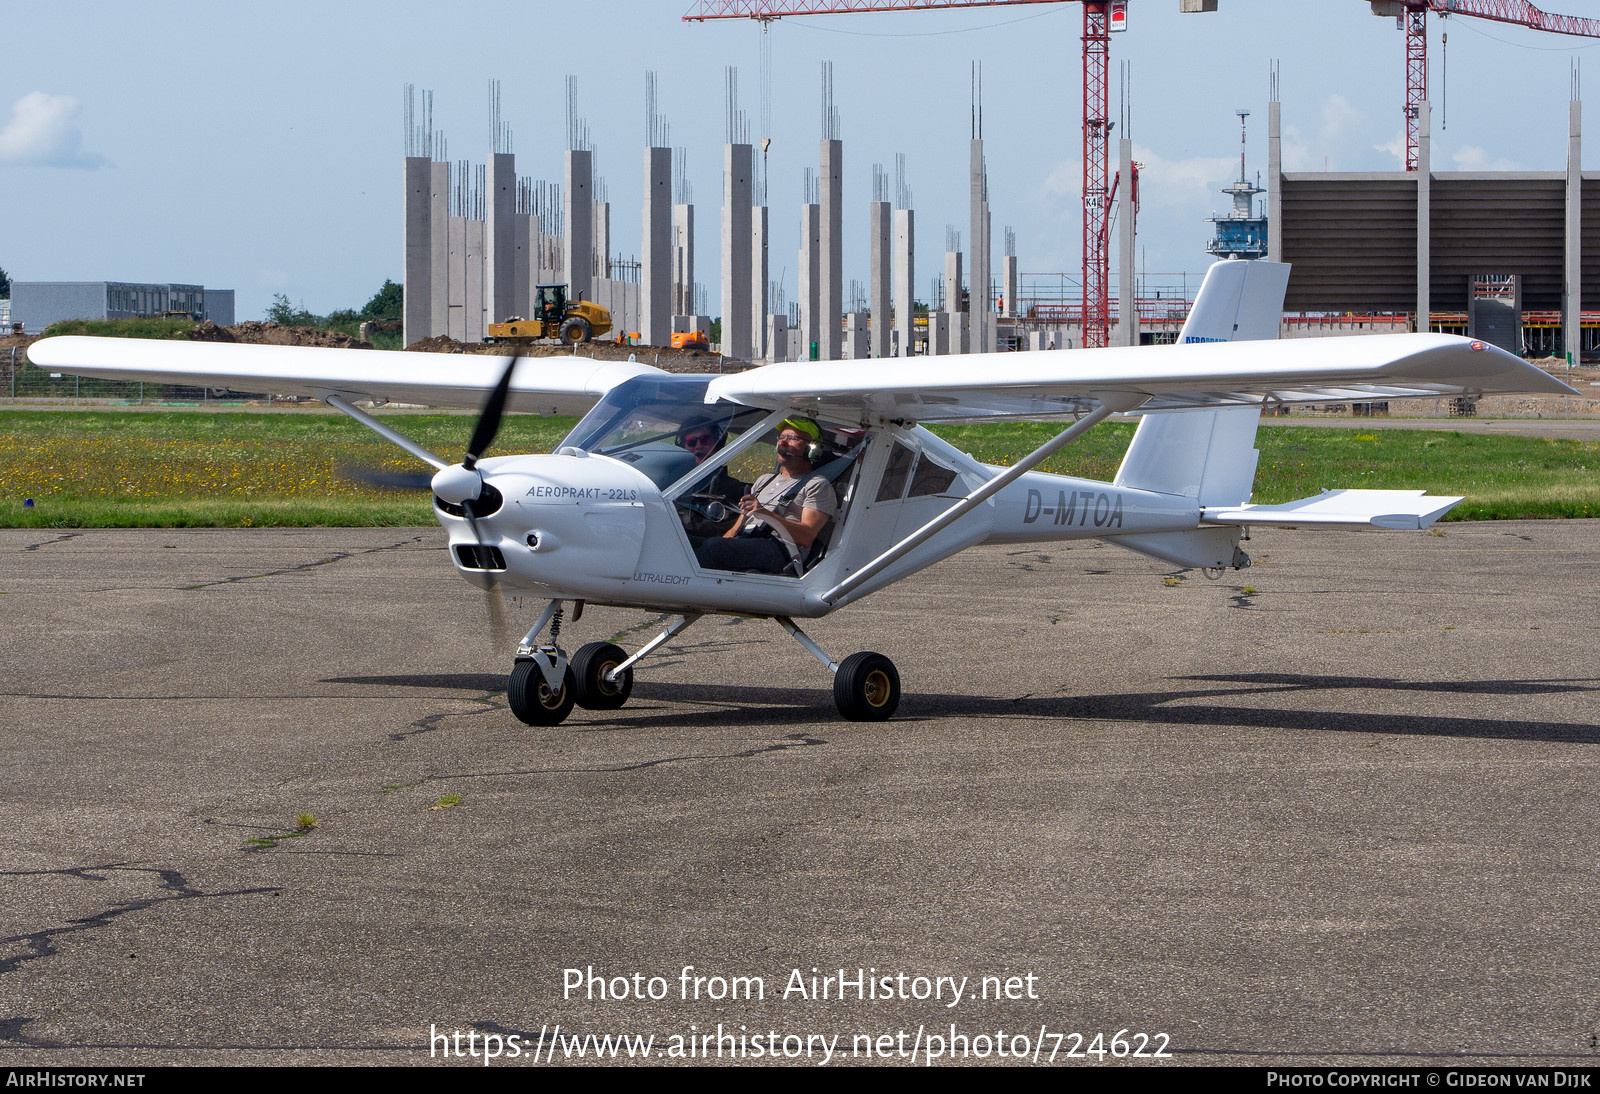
[1113,260,1290,507]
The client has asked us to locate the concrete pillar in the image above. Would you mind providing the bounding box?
[972,207,985,351]
[513,212,530,322]
[969,139,990,354]
[564,150,593,302]
[522,214,541,317]
[766,313,788,363]
[464,218,485,341]
[642,147,672,347]
[1003,254,1019,319]
[721,143,753,360]
[1117,136,1137,347]
[845,312,868,359]
[820,139,843,359]
[1267,100,1283,264]
[403,156,432,346]
[430,161,450,341]
[799,202,821,361]
[927,311,949,356]
[1566,99,1582,362]
[893,208,915,356]
[751,205,769,361]
[487,152,515,325]
[1416,101,1431,330]
[673,203,695,318]
[594,200,611,283]
[447,215,467,342]
[944,250,963,315]
[869,200,891,357]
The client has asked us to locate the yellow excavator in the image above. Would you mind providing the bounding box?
[485,284,612,346]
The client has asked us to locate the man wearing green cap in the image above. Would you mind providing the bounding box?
[691,418,837,574]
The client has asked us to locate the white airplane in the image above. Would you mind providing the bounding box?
[28,261,1575,724]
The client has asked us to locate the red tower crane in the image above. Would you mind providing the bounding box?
[1376,0,1600,172]
[682,0,1129,349]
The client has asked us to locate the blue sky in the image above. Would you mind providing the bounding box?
[3,0,1596,319]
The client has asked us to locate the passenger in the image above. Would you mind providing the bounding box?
[676,416,746,537]
[692,418,836,575]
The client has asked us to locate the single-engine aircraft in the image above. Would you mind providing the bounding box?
[28,260,1576,724]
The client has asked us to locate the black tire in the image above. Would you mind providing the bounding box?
[508,659,575,725]
[571,641,633,710]
[559,317,592,345]
[833,651,900,722]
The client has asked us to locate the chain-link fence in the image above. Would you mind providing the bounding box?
[3,347,279,404]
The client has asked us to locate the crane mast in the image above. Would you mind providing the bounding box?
[1382,0,1600,173]
[683,0,1123,348]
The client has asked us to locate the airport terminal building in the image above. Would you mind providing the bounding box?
[10,281,236,333]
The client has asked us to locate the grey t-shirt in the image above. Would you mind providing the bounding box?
[744,470,837,532]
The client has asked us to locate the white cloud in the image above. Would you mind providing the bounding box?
[1374,131,1407,169]
[1281,94,1368,171]
[1130,146,1237,208]
[1451,144,1524,171]
[0,92,107,169]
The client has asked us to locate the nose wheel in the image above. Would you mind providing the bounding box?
[508,656,575,725]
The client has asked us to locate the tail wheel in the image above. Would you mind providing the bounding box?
[572,641,633,710]
[833,651,900,722]
[508,659,575,725]
[559,317,592,345]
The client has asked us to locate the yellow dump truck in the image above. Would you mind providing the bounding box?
[485,284,612,346]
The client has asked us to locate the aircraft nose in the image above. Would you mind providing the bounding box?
[431,463,483,505]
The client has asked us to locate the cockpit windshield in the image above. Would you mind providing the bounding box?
[558,376,772,489]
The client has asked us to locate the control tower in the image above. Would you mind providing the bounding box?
[1206,110,1267,261]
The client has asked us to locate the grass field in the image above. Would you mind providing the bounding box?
[1,410,1595,527]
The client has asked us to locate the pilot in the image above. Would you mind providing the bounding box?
[691,418,837,575]
[676,416,746,537]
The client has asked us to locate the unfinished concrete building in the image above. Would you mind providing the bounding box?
[1268,93,1594,358]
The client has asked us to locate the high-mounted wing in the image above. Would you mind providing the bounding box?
[25,337,665,417]
[705,333,1575,422]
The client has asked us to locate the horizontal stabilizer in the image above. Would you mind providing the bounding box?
[1202,489,1463,530]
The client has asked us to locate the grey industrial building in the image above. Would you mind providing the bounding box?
[1268,98,1592,358]
[10,281,236,334]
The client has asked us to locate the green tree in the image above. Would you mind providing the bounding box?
[265,293,321,327]
[0,266,11,297]
[359,279,403,321]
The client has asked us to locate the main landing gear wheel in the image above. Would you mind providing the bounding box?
[571,641,633,710]
[559,317,592,345]
[833,651,900,722]
[508,659,575,725]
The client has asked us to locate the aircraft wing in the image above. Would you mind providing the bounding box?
[704,333,1575,422]
[25,336,666,416]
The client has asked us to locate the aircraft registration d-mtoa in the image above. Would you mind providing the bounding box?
[29,261,1575,724]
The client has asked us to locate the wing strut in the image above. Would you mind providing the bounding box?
[323,392,449,470]
[819,391,1143,606]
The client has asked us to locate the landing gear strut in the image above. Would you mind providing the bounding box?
[506,605,899,724]
[508,600,575,726]
[776,616,901,722]
[506,604,699,726]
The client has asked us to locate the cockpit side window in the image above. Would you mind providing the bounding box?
[875,441,916,502]
[907,452,960,497]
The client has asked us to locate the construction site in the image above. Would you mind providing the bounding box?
[391,0,1600,376]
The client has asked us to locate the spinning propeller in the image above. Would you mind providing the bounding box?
[338,355,524,650]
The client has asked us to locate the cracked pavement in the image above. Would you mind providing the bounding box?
[0,523,1598,1066]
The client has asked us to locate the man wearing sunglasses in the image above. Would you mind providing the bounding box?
[676,416,747,537]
